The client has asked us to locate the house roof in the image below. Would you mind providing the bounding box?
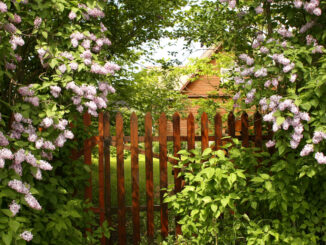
[179,45,222,93]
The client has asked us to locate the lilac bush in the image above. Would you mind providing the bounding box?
[0,0,117,243]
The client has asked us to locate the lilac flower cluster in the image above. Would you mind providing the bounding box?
[8,179,42,210]
[300,144,314,156]
[312,131,326,144]
[239,54,254,65]
[20,231,33,242]
[0,1,7,12]
[66,81,115,116]
[315,152,326,164]
[303,0,322,16]
[18,85,39,107]
[266,140,276,148]
[262,96,310,149]
[278,27,293,38]
[9,200,21,216]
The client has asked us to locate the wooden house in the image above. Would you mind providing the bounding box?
[167,47,241,136]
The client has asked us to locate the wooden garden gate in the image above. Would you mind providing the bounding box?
[73,111,269,245]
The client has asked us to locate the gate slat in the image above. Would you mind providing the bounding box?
[228,112,236,138]
[159,113,168,238]
[254,112,262,148]
[98,112,106,244]
[116,113,126,245]
[103,112,111,245]
[187,113,195,150]
[173,112,182,235]
[201,112,209,151]
[130,113,140,244]
[83,113,92,202]
[241,112,249,147]
[214,113,222,150]
[145,112,154,240]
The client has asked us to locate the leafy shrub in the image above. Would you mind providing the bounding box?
[165,139,326,244]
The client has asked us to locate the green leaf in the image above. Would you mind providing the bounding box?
[202,147,212,156]
[221,197,229,207]
[2,232,12,245]
[211,204,217,212]
[265,181,272,191]
[9,220,20,232]
[42,31,48,39]
[251,201,257,210]
[276,117,285,126]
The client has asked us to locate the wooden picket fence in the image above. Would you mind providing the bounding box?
[72,111,270,245]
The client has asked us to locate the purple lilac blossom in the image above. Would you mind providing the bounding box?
[39,160,53,171]
[34,17,42,28]
[255,5,264,14]
[0,1,7,12]
[315,152,326,164]
[8,179,30,194]
[294,0,303,8]
[68,11,77,20]
[266,140,276,148]
[58,64,67,73]
[300,144,314,156]
[25,194,42,210]
[41,117,53,128]
[20,231,33,242]
[69,62,78,70]
[9,200,20,216]
[312,131,326,144]
[50,86,61,98]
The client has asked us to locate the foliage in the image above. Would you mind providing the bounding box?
[176,0,326,164]
[107,63,189,135]
[0,0,119,243]
[165,140,326,244]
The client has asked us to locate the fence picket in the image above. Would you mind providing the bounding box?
[254,112,262,148]
[98,112,106,244]
[172,112,182,235]
[201,112,209,151]
[241,112,249,147]
[145,112,154,240]
[228,112,236,138]
[159,113,168,238]
[77,110,272,243]
[130,113,140,244]
[187,113,195,150]
[83,113,92,202]
[103,112,111,245]
[116,113,126,245]
[214,113,222,150]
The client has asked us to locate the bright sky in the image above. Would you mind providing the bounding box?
[138,38,206,67]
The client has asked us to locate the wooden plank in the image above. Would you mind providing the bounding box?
[172,112,182,236]
[201,112,209,151]
[145,112,154,240]
[228,112,235,138]
[130,113,140,245]
[159,113,168,238]
[83,113,92,202]
[98,112,106,244]
[92,205,162,214]
[214,113,222,150]
[103,112,111,245]
[187,113,195,150]
[241,112,249,147]
[102,134,269,145]
[254,112,262,148]
[116,113,126,245]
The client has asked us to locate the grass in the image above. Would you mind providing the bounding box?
[91,151,175,207]
[91,151,176,244]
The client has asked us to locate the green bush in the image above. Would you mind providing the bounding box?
[164,139,326,244]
